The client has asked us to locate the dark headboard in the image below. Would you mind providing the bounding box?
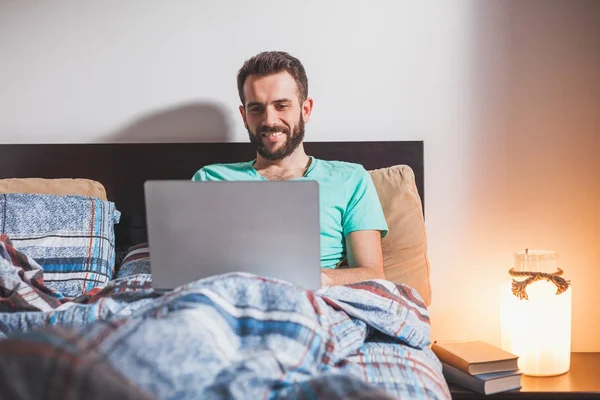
[0,141,424,249]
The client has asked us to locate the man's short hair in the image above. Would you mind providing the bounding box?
[237,51,308,106]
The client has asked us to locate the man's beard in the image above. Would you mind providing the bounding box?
[247,116,305,161]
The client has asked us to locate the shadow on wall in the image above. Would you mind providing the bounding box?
[108,102,234,143]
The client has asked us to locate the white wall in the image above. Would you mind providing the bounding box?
[1,1,598,350]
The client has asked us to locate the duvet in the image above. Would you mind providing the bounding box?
[0,235,450,400]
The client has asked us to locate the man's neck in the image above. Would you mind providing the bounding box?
[253,146,310,171]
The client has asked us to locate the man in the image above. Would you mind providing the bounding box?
[192,51,388,286]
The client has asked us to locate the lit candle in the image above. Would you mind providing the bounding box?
[500,249,572,376]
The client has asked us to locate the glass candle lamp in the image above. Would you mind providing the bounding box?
[500,249,572,376]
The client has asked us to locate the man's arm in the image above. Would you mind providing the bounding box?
[321,230,385,286]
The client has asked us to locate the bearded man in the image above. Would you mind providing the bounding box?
[192,51,388,287]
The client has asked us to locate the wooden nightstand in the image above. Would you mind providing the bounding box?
[449,353,600,399]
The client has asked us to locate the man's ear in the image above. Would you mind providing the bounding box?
[302,97,314,124]
[239,105,248,129]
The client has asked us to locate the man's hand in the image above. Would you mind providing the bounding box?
[320,230,385,287]
[320,270,334,287]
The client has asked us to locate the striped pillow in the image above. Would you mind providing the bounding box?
[0,194,120,297]
[115,242,150,280]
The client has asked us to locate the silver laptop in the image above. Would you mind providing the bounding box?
[143,180,321,291]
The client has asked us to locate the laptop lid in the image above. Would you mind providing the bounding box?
[143,180,321,291]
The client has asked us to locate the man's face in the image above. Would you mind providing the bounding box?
[240,71,311,161]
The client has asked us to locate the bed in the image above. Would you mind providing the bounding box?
[0,141,450,400]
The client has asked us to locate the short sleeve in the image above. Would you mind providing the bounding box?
[191,168,206,181]
[342,166,389,238]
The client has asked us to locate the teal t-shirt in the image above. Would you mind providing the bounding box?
[191,157,388,269]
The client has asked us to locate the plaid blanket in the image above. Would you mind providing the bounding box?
[0,235,450,400]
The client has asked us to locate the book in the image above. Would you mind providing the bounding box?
[431,340,519,375]
[442,361,522,395]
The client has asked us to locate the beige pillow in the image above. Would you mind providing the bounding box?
[368,165,432,306]
[0,178,107,200]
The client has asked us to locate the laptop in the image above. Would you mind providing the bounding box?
[143,180,322,292]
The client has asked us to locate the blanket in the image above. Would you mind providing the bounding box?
[0,235,450,399]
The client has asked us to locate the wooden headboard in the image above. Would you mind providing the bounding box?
[0,141,424,249]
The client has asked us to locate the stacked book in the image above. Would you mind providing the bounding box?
[432,340,522,396]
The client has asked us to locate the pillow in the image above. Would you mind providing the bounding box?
[115,242,151,280]
[368,165,432,306]
[0,193,120,297]
[0,178,108,200]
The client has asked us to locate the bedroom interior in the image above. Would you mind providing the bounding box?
[1,0,599,398]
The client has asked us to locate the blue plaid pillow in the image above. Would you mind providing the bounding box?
[0,194,120,297]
